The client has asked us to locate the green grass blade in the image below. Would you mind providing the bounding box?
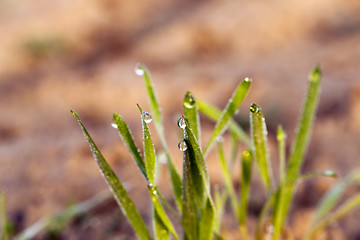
[183,91,201,145]
[137,63,182,211]
[199,198,215,240]
[154,210,170,240]
[137,105,156,184]
[72,110,152,240]
[239,150,253,227]
[214,187,227,232]
[197,100,250,147]
[148,186,180,240]
[250,103,274,192]
[113,113,147,181]
[272,66,322,240]
[277,125,287,184]
[217,140,239,220]
[203,78,252,155]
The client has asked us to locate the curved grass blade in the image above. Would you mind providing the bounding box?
[137,63,182,211]
[239,150,253,238]
[203,78,252,156]
[113,113,147,181]
[72,110,152,240]
[137,105,156,184]
[250,103,273,192]
[272,66,322,240]
[183,91,201,145]
[197,100,250,147]
[217,140,239,220]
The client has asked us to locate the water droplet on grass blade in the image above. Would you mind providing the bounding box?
[142,112,152,123]
[244,77,252,83]
[134,63,144,76]
[111,122,118,129]
[216,136,224,142]
[184,91,195,108]
[250,103,260,113]
[177,116,186,129]
[323,170,337,177]
[178,139,187,151]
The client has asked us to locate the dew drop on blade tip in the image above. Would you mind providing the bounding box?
[143,112,152,123]
[177,116,186,129]
[250,103,259,113]
[178,139,187,151]
[244,77,252,83]
[134,63,144,76]
[184,91,195,108]
[111,123,118,129]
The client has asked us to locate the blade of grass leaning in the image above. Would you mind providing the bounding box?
[214,186,227,232]
[183,91,201,145]
[197,100,250,147]
[199,198,215,240]
[136,63,182,211]
[306,193,360,240]
[239,150,253,240]
[272,66,322,240]
[277,125,287,184]
[217,140,239,220]
[250,103,274,192]
[137,104,156,184]
[71,110,152,240]
[113,113,148,181]
[203,78,252,155]
[154,210,170,240]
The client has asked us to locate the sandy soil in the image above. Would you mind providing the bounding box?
[1,0,360,239]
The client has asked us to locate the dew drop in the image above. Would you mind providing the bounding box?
[178,139,187,151]
[184,91,195,108]
[111,122,118,129]
[143,112,152,123]
[177,116,186,129]
[250,103,259,113]
[134,63,144,76]
[324,170,337,177]
[216,136,224,143]
[244,77,252,83]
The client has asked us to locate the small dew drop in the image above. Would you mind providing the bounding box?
[143,112,152,123]
[178,139,188,151]
[184,91,195,108]
[111,123,118,129]
[244,77,252,83]
[250,103,259,113]
[324,170,337,177]
[216,136,224,143]
[177,116,186,129]
[134,63,144,76]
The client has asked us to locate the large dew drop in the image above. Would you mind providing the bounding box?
[250,103,260,113]
[134,63,145,76]
[244,77,252,83]
[111,122,118,129]
[177,116,186,129]
[178,139,188,151]
[184,91,195,108]
[143,112,152,123]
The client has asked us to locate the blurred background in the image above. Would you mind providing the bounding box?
[1,0,360,239]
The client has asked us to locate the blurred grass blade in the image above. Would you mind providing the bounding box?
[113,113,147,181]
[203,78,252,155]
[199,198,215,240]
[197,100,250,147]
[272,66,322,240]
[148,186,180,240]
[72,110,152,240]
[154,210,170,240]
[306,193,360,240]
[136,63,182,211]
[214,187,227,232]
[137,104,156,184]
[277,125,287,184]
[1,192,10,240]
[217,140,239,220]
[250,103,273,192]
[239,150,253,236]
[256,193,275,240]
[183,91,201,145]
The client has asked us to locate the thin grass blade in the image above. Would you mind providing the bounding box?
[197,100,250,147]
[183,91,201,145]
[72,110,152,240]
[154,210,170,240]
[277,125,287,184]
[239,150,253,232]
[214,187,227,232]
[250,103,273,192]
[199,198,215,240]
[272,66,322,240]
[203,78,252,155]
[113,113,147,181]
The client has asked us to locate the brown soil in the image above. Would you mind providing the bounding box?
[1,0,360,239]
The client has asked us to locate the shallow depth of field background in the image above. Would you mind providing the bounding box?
[1,0,360,239]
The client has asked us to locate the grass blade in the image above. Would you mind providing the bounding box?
[250,103,274,192]
[72,110,152,240]
[277,125,287,184]
[199,198,215,240]
[137,63,182,211]
[137,105,156,184]
[197,100,250,147]
[272,66,322,240]
[113,113,147,181]
[1,192,11,240]
[214,187,227,232]
[203,78,252,155]
[154,210,170,240]
[183,91,201,145]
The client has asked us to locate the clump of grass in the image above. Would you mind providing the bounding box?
[69,64,360,239]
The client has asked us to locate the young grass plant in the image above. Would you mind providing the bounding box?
[71,64,360,240]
